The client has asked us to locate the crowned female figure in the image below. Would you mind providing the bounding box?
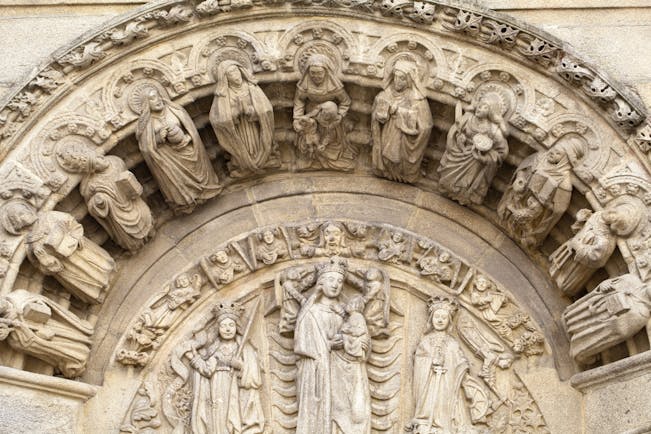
[410,296,489,434]
[209,60,275,177]
[371,60,433,183]
[438,94,509,205]
[0,289,93,378]
[170,301,264,434]
[135,87,221,214]
[293,53,356,171]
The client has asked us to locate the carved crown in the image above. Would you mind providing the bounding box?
[211,301,243,323]
[317,256,348,276]
[427,295,459,316]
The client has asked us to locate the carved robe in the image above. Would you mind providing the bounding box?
[371,75,433,183]
[136,100,221,213]
[0,289,93,378]
[210,61,275,175]
[80,155,153,252]
[26,211,115,304]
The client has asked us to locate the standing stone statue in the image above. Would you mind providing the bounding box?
[56,145,154,252]
[409,296,490,434]
[498,139,586,248]
[209,60,276,177]
[293,53,356,171]
[135,87,221,214]
[563,273,651,364]
[438,95,509,205]
[0,289,93,378]
[2,202,115,304]
[169,301,264,434]
[371,60,433,183]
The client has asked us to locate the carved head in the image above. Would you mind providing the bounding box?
[427,295,458,331]
[174,273,190,288]
[439,251,451,263]
[262,230,275,244]
[602,196,645,237]
[345,295,366,314]
[305,53,334,85]
[218,317,237,341]
[56,144,108,174]
[146,89,165,112]
[323,222,344,247]
[391,60,417,92]
[316,257,348,298]
[212,301,242,339]
[225,64,243,87]
[0,200,38,235]
[391,231,404,243]
[474,275,492,292]
[210,250,229,265]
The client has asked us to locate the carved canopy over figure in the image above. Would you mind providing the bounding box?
[371,60,433,183]
[498,138,586,248]
[169,301,264,434]
[1,203,115,304]
[135,87,222,214]
[56,145,154,252]
[564,273,651,364]
[293,53,356,171]
[0,289,94,378]
[438,94,509,205]
[409,296,490,434]
[209,60,276,177]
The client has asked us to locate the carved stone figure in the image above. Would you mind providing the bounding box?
[209,60,276,177]
[293,53,356,171]
[201,249,246,288]
[469,275,512,341]
[169,301,264,434]
[498,139,586,248]
[563,273,651,364]
[299,221,361,258]
[0,289,93,378]
[134,86,222,214]
[253,228,289,266]
[377,230,409,264]
[371,60,433,183]
[418,251,459,286]
[438,96,509,205]
[409,296,490,434]
[4,205,116,304]
[550,196,645,295]
[56,145,154,252]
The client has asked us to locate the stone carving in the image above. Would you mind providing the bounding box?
[2,204,116,304]
[550,196,646,295]
[377,229,411,264]
[408,296,490,434]
[56,144,154,252]
[200,247,248,288]
[119,383,161,434]
[293,53,356,171]
[134,85,222,214]
[166,300,265,433]
[251,227,290,267]
[498,138,587,248]
[209,60,277,177]
[563,273,651,364]
[298,221,366,258]
[117,273,203,367]
[438,94,509,205]
[371,59,433,183]
[0,289,93,378]
[417,246,461,287]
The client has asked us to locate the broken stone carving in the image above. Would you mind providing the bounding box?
[0,289,93,378]
[371,59,433,183]
[1,203,115,304]
[498,137,587,248]
[293,53,356,171]
[166,300,265,433]
[209,60,277,177]
[56,144,154,252]
[408,296,491,434]
[563,273,651,364]
[134,85,221,214]
[438,93,509,205]
[550,196,646,295]
[119,382,161,433]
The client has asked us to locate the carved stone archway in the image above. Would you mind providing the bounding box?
[1,1,651,433]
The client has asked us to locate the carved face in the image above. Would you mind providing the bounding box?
[175,274,190,288]
[147,90,165,112]
[546,147,566,164]
[212,250,229,264]
[431,308,450,331]
[393,70,408,92]
[7,205,37,232]
[391,232,403,242]
[308,65,326,85]
[439,252,450,262]
[324,224,343,246]
[226,65,243,87]
[263,230,275,244]
[475,102,490,119]
[475,276,489,292]
[318,271,344,298]
[218,317,237,340]
[94,156,110,172]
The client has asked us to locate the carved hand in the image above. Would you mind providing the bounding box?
[229,358,243,370]
[330,333,344,350]
[43,257,64,273]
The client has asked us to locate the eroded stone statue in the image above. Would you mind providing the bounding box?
[56,145,154,252]
[498,138,586,248]
[135,86,221,214]
[438,95,509,205]
[371,60,433,183]
[209,60,276,177]
[3,203,116,304]
[564,273,651,364]
[0,289,93,378]
[168,301,264,434]
[293,53,356,171]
